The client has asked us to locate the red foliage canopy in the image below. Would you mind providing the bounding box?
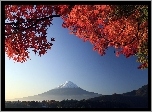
[5,5,148,69]
[54,5,148,69]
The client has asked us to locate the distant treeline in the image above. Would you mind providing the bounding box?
[5,95,148,108]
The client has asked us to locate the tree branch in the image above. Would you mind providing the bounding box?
[5,15,60,36]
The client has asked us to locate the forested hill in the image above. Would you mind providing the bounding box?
[87,84,148,108]
[122,84,148,97]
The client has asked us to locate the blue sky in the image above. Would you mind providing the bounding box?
[5,17,148,100]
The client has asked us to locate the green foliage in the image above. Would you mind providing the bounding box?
[136,5,148,23]
[136,40,148,69]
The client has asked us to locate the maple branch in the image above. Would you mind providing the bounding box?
[136,18,140,42]
[125,36,136,46]
[5,15,60,36]
[68,5,75,11]
[93,28,112,44]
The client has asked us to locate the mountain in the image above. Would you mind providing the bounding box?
[11,81,102,101]
[122,84,148,97]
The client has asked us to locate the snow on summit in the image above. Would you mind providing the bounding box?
[55,81,79,89]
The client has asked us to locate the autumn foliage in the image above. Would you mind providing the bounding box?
[5,5,55,62]
[5,5,148,69]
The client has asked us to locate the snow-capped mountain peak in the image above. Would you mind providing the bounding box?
[55,81,79,89]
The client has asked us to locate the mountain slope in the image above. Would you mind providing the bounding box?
[13,88,101,101]
[122,84,148,97]
[87,95,148,108]
[87,84,148,108]
[11,81,102,101]
[41,88,97,95]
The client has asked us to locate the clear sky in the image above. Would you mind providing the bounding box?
[5,17,148,100]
